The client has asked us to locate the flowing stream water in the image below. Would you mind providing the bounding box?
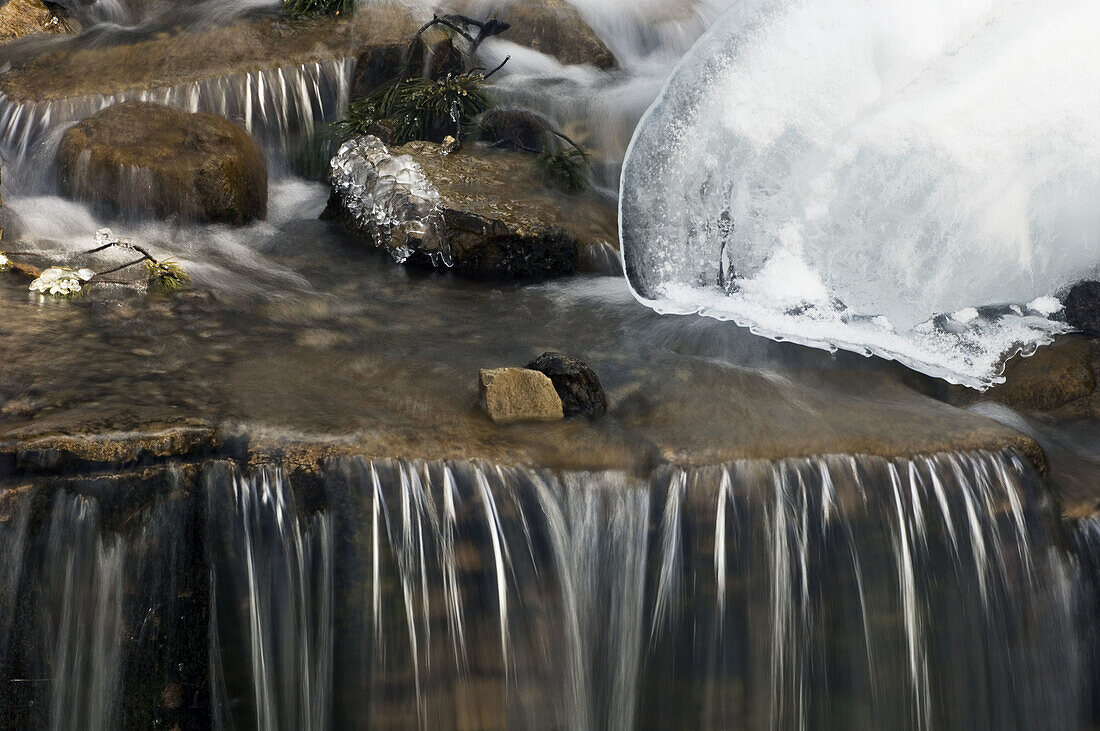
[0,1,1097,729]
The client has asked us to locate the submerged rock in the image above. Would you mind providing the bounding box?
[1064,281,1100,337]
[448,0,615,69]
[57,102,267,225]
[328,136,618,279]
[479,367,564,423]
[982,336,1097,415]
[0,0,72,43]
[526,351,607,418]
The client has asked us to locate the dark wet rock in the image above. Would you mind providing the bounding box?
[349,27,463,99]
[479,367,564,423]
[57,102,267,224]
[329,137,618,279]
[0,0,72,43]
[526,351,607,418]
[1064,281,1100,337]
[448,0,615,69]
[477,107,563,154]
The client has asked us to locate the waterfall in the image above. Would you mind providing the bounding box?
[0,58,354,189]
[0,450,1092,729]
[1072,516,1100,724]
[206,464,335,731]
[317,452,1089,729]
[42,493,125,731]
[0,472,210,730]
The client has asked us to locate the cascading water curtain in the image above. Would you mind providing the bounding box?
[2,452,1089,729]
[0,473,208,731]
[204,452,1086,730]
[205,465,335,731]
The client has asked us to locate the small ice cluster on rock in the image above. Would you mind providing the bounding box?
[94,227,117,247]
[29,267,94,297]
[329,136,450,265]
[0,253,10,272]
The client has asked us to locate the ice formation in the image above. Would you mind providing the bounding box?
[329,136,449,266]
[29,267,90,297]
[620,0,1100,388]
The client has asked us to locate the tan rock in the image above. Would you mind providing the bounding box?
[57,102,268,225]
[0,0,72,44]
[480,368,564,423]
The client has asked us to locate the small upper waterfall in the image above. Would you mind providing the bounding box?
[1,450,1092,729]
[0,58,354,189]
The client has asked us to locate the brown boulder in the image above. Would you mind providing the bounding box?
[57,102,267,225]
[981,336,1097,415]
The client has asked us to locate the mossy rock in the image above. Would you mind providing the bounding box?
[57,102,267,225]
[331,139,619,279]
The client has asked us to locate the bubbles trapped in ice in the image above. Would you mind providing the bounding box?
[619,0,1100,389]
[329,136,451,267]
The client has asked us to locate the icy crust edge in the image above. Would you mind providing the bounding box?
[630,283,1068,391]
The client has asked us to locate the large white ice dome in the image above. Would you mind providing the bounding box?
[619,0,1100,389]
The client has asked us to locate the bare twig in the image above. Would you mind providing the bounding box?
[443,14,511,51]
[481,55,511,80]
[414,15,478,48]
[5,240,160,277]
[549,128,584,153]
[95,256,154,277]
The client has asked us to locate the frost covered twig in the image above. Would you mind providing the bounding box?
[1,228,190,297]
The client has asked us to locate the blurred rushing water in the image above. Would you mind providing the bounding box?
[1,451,1094,729]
